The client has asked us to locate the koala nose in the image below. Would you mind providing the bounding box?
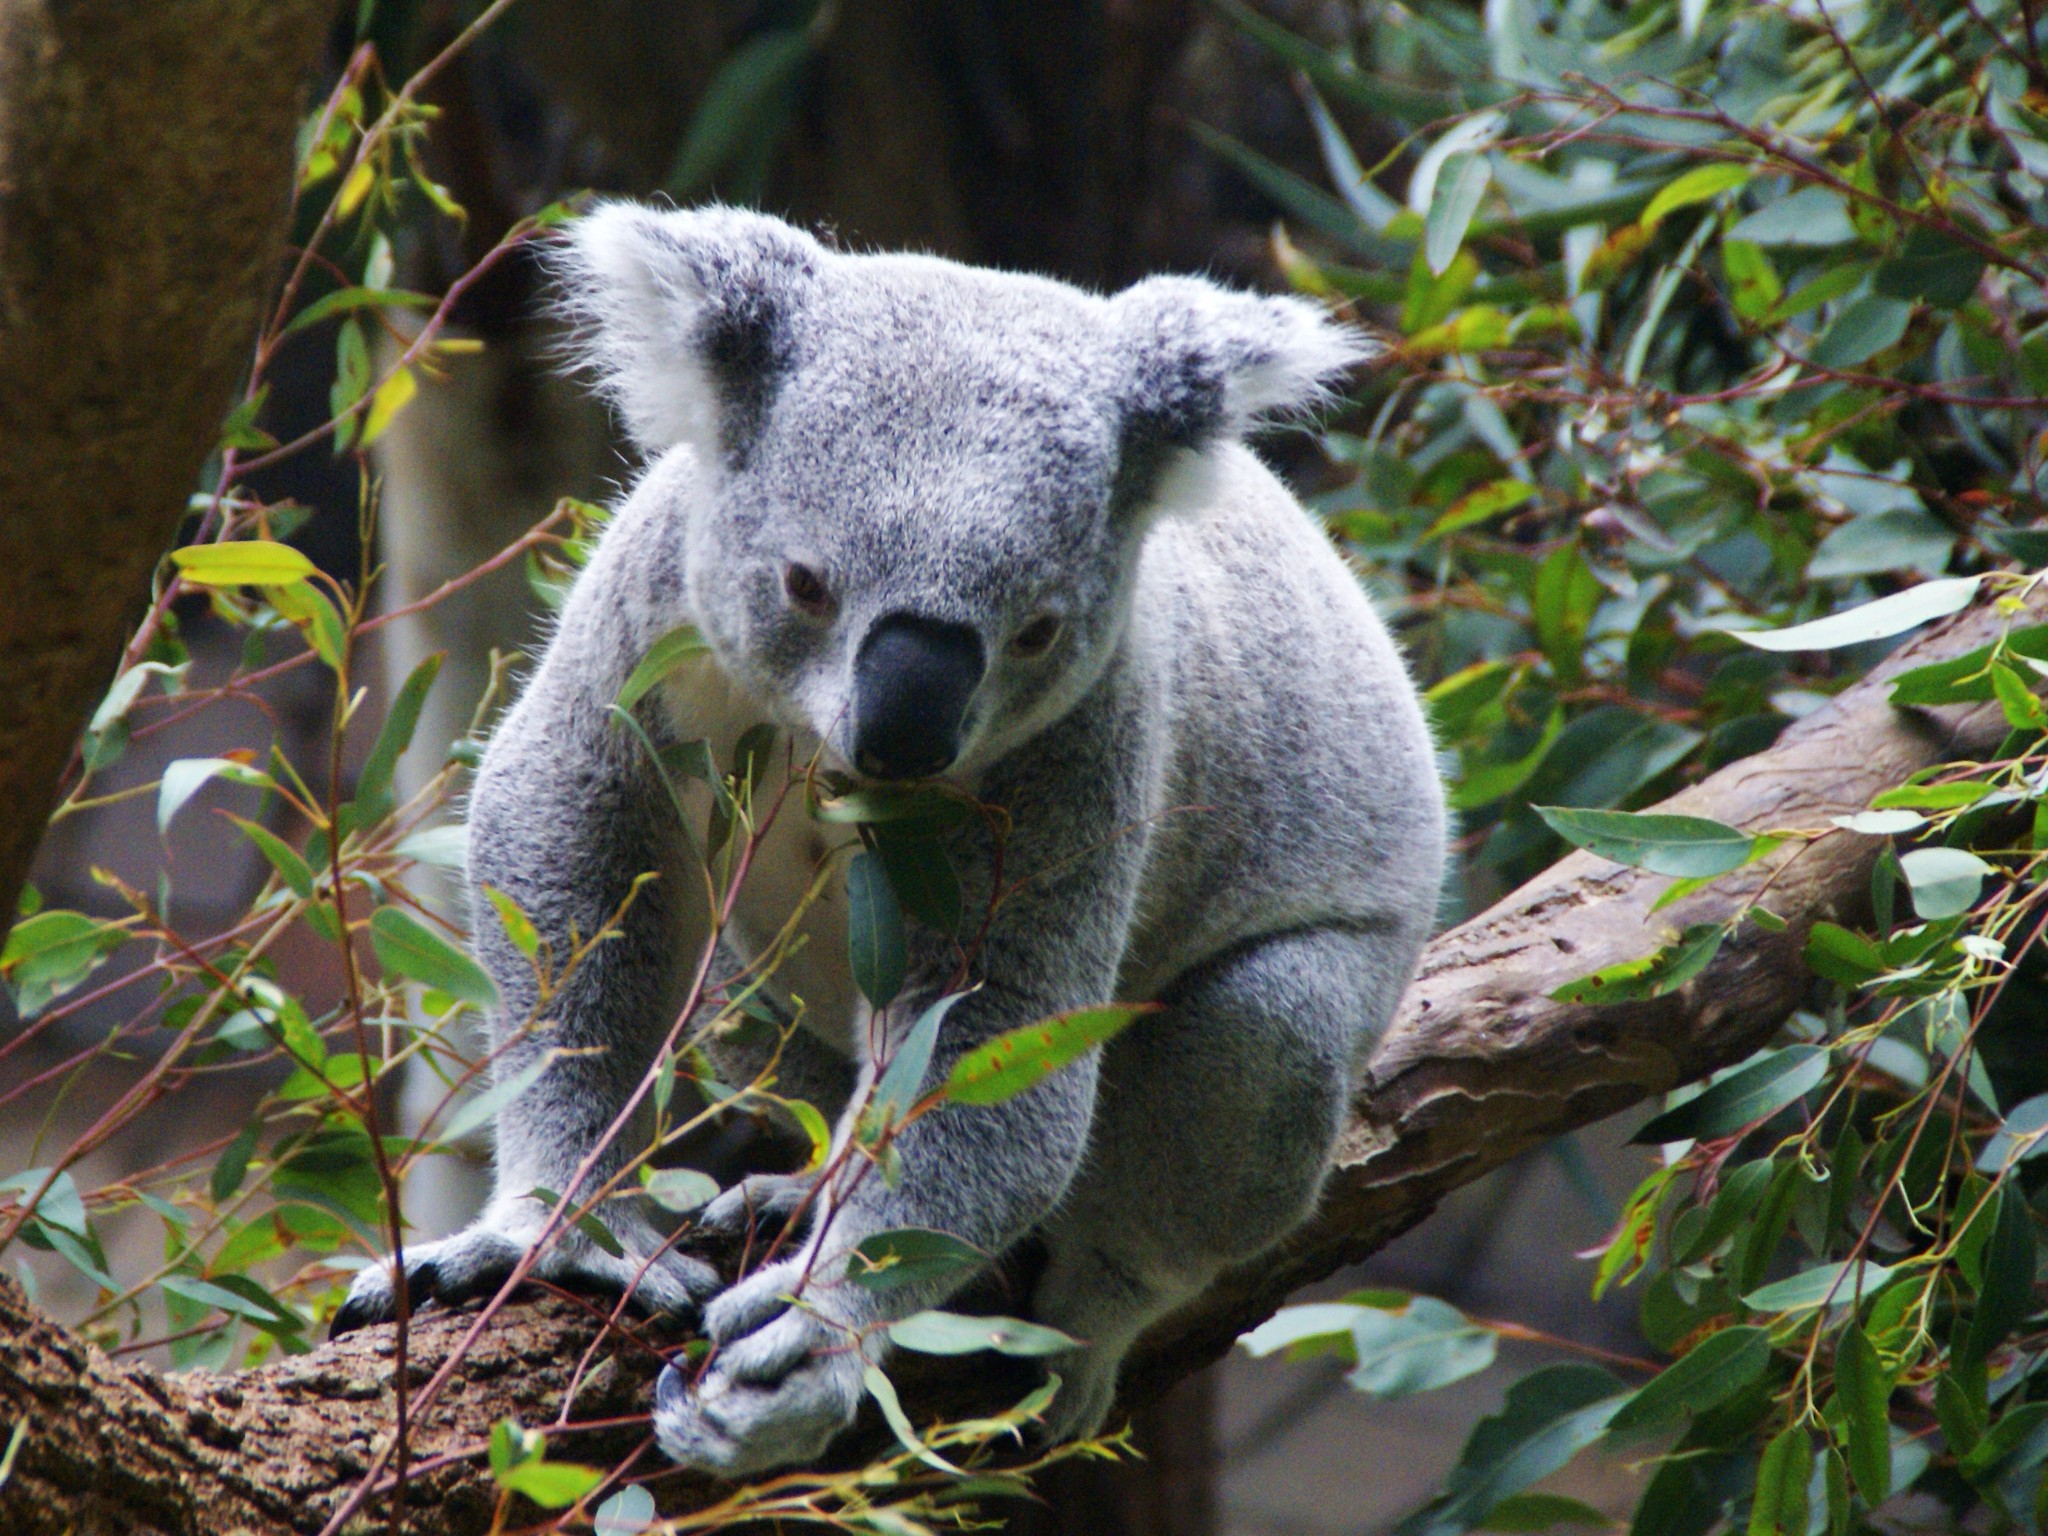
[853,614,984,780]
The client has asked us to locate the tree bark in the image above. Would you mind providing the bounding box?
[0,590,2026,1534]
[0,0,336,928]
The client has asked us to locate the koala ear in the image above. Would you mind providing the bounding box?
[553,201,823,461]
[1110,275,1374,453]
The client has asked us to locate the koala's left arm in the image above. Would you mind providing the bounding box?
[656,690,1151,1473]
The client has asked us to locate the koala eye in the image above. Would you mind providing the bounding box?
[1010,614,1064,659]
[782,562,834,618]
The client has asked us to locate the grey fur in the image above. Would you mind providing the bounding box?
[335,204,1446,1476]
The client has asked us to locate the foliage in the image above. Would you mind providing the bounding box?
[1220,0,2048,1530]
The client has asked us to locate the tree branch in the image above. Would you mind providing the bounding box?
[0,591,2027,1534]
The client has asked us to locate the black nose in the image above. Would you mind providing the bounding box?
[853,615,984,780]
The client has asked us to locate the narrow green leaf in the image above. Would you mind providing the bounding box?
[866,993,970,1135]
[942,1005,1151,1107]
[864,1363,962,1474]
[439,1056,552,1146]
[498,1459,605,1509]
[871,823,963,934]
[1748,1425,1813,1536]
[887,1310,1076,1357]
[1535,807,1753,878]
[171,541,316,588]
[1964,1184,2036,1364]
[158,758,276,836]
[369,907,496,1008]
[615,627,709,713]
[227,815,314,899]
[1426,154,1491,276]
[355,653,442,821]
[483,885,539,958]
[1833,1323,1891,1504]
[845,851,906,1010]
[1632,1048,1828,1145]
[1609,1326,1772,1433]
[849,1227,988,1291]
[1723,577,1980,652]
[1743,1260,1895,1314]
[1641,163,1751,229]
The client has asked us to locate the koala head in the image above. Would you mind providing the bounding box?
[557,202,1368,782]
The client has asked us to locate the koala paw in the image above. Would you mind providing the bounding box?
[330,1197,720,1338]
[695,1171,817,1241]
[652,1256,867,1475]
[1031,1345,1124,1448]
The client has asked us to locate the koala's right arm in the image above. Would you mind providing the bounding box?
[334,459,726,1332]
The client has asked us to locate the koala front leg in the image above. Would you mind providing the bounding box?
[1029,921,1428,1442]
[653,984,1104,1474]
[335,474,724,1335]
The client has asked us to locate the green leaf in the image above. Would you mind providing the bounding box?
[396,823,467,870]
[1977,1092,2048,1172]
[871,823,962,934]
[849,1227,988,1292]
[593,1485,656,1535]
[845,851,906,1010]
[158,757,276,836]
[211,1123,260,1204]
[1632,1048,1828,1145]
[226,815,315,900]
[1963,1183,2036,1365]
[1402,1365,1627,1536]
[1,910,127,1013]
[498,1459,605,1509]
[1833,1323,1891,1505]
[942,1005,1151,1107]
[1810,295,1913,370]
[1240,1301,1381,1359]
[360,365,417,447]
[1872,227,1987,306]
[1959,1401,2048,1483]
[439,1056,552,1146]
[1450,708,1564,812]
[528,1185,624,1258]
[887,1310,1076,1357]
[1807,509,1955,581]
[1426,154,1491,276]
[639,1167,719,1214]
[865,993,970,1136]
[615,627,708,712]
[1551,923,1726,1006]
[170,541,316,588]
[1726,187,1855,247]
[1480,1493,1610,1531]
[1743,1260,1895,1314]
[863,1362,962,1474]
[281,284,437,338]
[1344,1295,1498,1400]
[1426,478,1536,539]
[1898,847,1992,920]
[1641,163,1752,229]
[1748,1424,1813,1536]
[355,653,441,822]
[1721,239,1782,322]
[370,908,496,1008]
[483,885,540,959]
[160,1272,300,1330]
[1535,807,1753,878]
[1608,1326,1772,1433]
[0,1169,87,1238]
[1723,576,1981,652]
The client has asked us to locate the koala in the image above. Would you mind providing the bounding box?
[332,204,1447,1477]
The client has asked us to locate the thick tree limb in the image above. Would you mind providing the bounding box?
[0,592,2026,1533]
[0,0,335,926]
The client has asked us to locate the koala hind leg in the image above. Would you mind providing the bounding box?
[1029,922,1419,1441]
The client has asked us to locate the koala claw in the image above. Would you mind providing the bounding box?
[330,1201,720,1339]
[696,1172,817,1240]
[653,1256,867,1474]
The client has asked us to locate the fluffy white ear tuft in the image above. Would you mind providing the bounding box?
[1113,276,1376,447]
[551,201,822,459]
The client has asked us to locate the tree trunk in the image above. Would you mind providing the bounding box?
[0,590,2024,1535]
[0,0,336,927]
